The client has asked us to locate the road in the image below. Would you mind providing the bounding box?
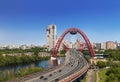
[23,48,88,82]
[86,69,95,82]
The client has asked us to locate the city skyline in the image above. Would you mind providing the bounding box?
[0,0,120,45]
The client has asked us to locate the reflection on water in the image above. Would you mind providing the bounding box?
[0,57,65,75]
[37,60,49,68]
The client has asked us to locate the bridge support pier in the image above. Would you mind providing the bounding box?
[51,56,57,60]
[51,57,58,66]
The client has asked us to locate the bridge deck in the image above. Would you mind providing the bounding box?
[19,49,89,82]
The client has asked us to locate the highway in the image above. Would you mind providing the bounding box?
[24,48,89,82]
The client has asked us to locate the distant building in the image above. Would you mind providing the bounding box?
[0,44,2,47]
[7,45,18,49]
[94,43,101,50]
[24,52,34,56]
[20,44,28,50]
[106,41,116,49]
[96,43,101,50]
[0,44,3,50]
[38,52,50,57]
[117,43,120,48]
[3,52,34,57]
[58,40,65,51]
[30,44,35,48]
[4,53,22,56]
[114,41,119,49]
[83,43,88,50]
[69,42,73,48]
[46,24,57,51]
[72,42,78,49]
[101,42,106,50]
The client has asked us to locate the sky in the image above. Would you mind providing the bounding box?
[0,0,120,46]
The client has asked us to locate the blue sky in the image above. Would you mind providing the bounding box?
[0,0,120,46]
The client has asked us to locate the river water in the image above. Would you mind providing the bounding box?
[0,57,65,74]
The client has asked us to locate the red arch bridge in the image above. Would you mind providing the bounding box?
[23,28,96,82]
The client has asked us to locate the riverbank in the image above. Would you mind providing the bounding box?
[0,55,50,67]
[0,67,44,82]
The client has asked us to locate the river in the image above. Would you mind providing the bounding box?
[0,57,65,74]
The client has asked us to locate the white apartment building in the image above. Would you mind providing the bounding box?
[101,42,106,50]
[46,24,57,51]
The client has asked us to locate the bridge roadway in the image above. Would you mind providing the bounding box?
[24,49,89,82]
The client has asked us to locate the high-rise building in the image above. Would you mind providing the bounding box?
[46,24,57,51]
[106,41,116,49]
[117,43,120,48]
[101,42,106,50]
[93,43,101,50]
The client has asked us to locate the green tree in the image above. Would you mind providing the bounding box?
[97,61,106,68]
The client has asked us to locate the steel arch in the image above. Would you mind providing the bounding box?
[52,28,95,57]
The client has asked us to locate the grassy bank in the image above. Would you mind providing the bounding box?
[98,69,107,82]
[0,67,44,82]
